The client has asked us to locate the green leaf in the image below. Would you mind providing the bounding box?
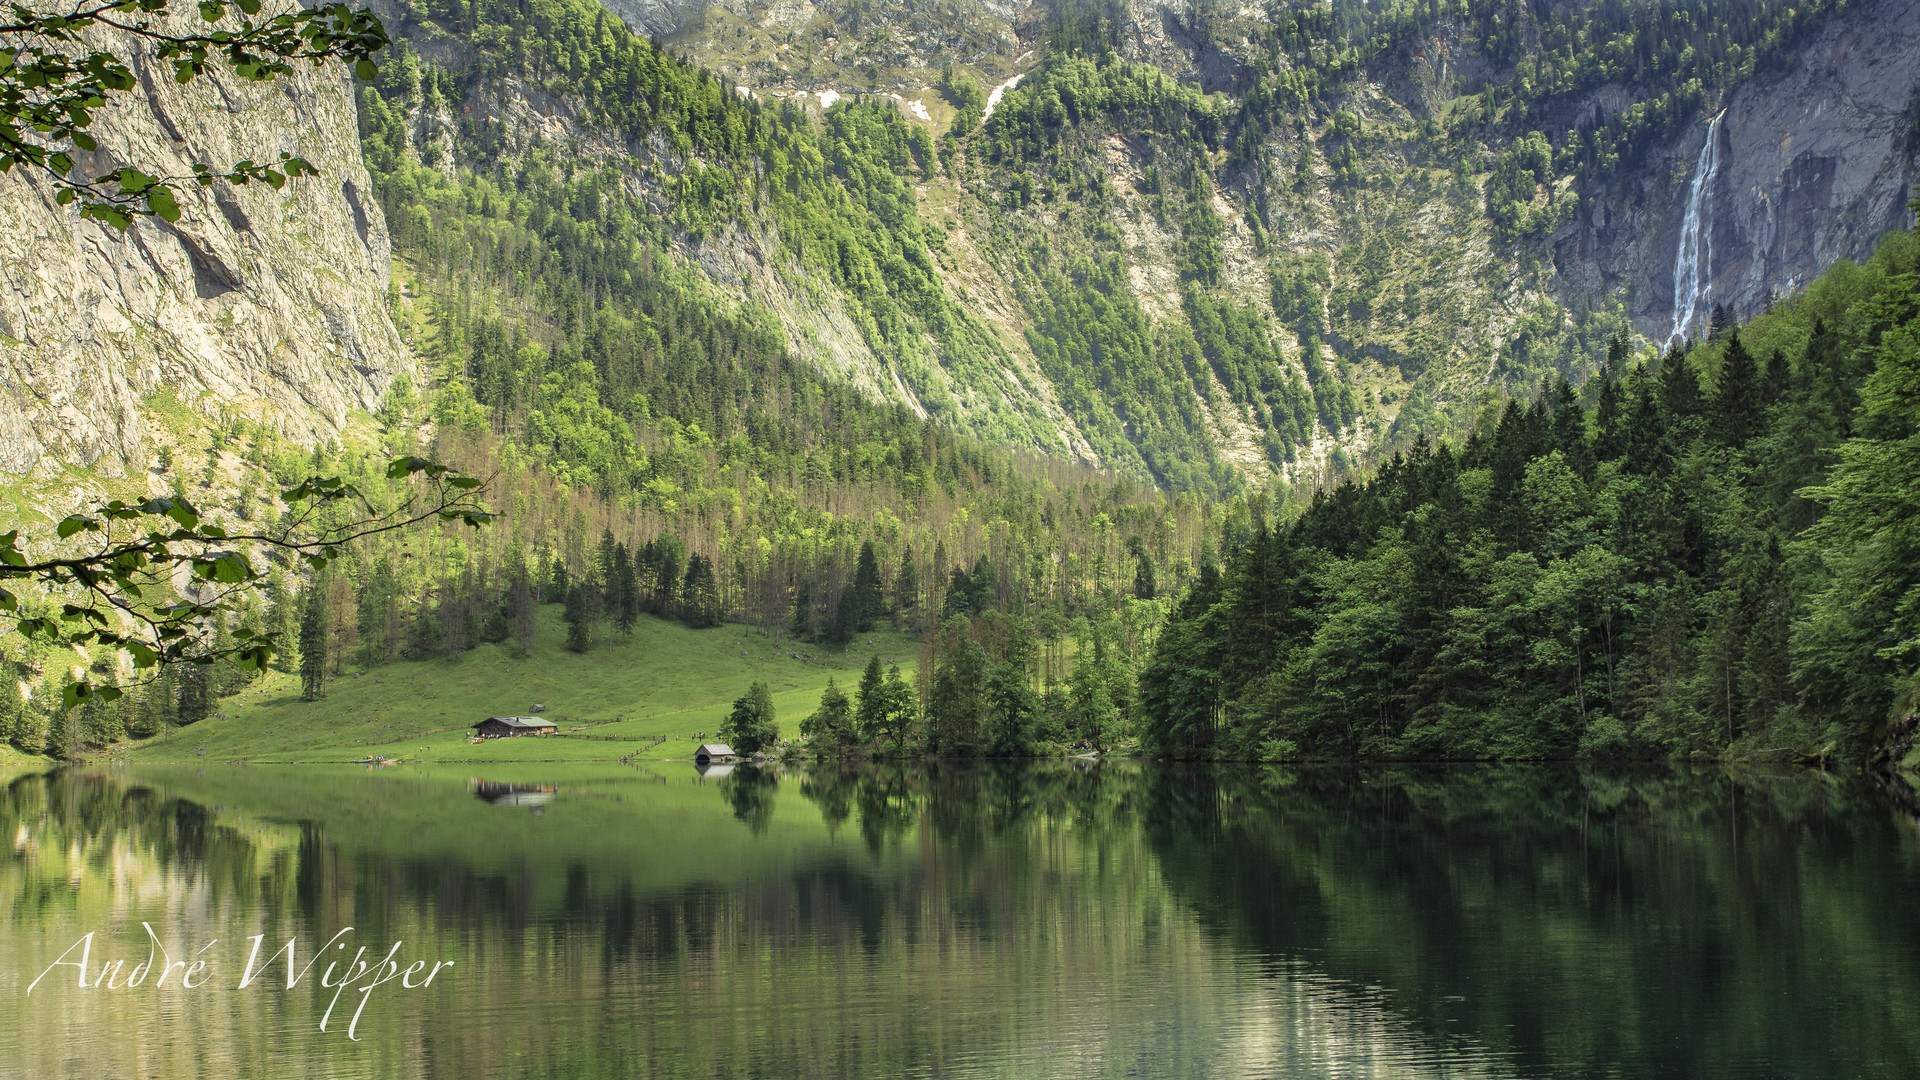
[354,58,377,81]
[148,185,180,222]
[55,515,93,538]
[202,552,253,584]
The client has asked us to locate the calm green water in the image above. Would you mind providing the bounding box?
[3,762,1919,1078]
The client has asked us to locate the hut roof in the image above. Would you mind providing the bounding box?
[695,742,736,759]
[474,716,558,730]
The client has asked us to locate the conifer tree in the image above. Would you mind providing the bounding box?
[1128,537,1157,600]
[854,656,887,740]
[613,543,639,640]
[682,555,719,628]
[78,672,120,747]
[408,587,445,658]
[299,580,329,702]
[851,541,884,632]
[894,548,920,628]
[501,546,537,657]
[801,678,855,755]
[925,627,988,754]
[874,665,919,749]
[791,575,816,640]
[45,696,77,760]
[564,580,592,653]
[829,586,858,646]
[1716,331,1760,446]
[267,566,301,674]
[148,666,179,736]
[178,661,213,724]
[0,664,22,750]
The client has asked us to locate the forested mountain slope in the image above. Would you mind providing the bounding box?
[1140,227,1920,762]
[353,0,1920,493]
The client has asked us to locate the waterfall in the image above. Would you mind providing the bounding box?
[1669,111,1727,345]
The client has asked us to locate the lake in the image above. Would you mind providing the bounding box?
[4,761,1918,1078]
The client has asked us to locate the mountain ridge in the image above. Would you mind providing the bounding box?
[3,0,1918,496]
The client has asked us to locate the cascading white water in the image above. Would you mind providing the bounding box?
[1669,111,1727,345]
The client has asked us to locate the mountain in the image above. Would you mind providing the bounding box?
[5,0,1918,496]
[0,18,405,483]
[334,0,1920,491]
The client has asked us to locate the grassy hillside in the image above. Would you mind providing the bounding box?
[131,607,921,763]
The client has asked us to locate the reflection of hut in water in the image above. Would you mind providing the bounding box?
[695,743,736,764]
[471,780,559,808]
[696,762,736,779]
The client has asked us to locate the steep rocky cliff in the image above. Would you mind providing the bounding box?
[0,25,405,480]
[1565,0,1920,338]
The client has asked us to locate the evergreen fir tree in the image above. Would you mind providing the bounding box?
[851,541,884,632]
[504,545,537,657]
[829,585,858,646]
[267,566,300,674]
[613,542,639,639]
[45,697,78,760]
[0,665,24,750]
[299,581,329,701]
[564,580,592,653]
[78,675,120,748]
[178,661,213,724]
[408,587,445,658]
[682,554,720,628]
[800,678,855,755]
[1716,331,1760,446]
[854,656,887,740]
[791,575,815,640]
[1128,537,1157,600]
[894,548,920,628]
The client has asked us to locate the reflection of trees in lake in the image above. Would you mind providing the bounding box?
[1139,763,1920,1078]
[12,764,1920,1079]
[722,763,778,834]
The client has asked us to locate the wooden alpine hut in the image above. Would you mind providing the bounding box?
[694,742,737,764]
[473,716,559,739]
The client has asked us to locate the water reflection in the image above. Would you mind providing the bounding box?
[471,780,559,808]
[2,763,1918,1079]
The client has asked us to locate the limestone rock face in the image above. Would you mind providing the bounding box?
[0,26,405,478]
[596,0,702,40]
[1710,0,1920,313]
[1548,0,1920,339]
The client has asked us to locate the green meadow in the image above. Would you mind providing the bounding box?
[131,608,922,763]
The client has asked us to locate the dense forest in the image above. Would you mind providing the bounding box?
[1139,228,1920,762]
